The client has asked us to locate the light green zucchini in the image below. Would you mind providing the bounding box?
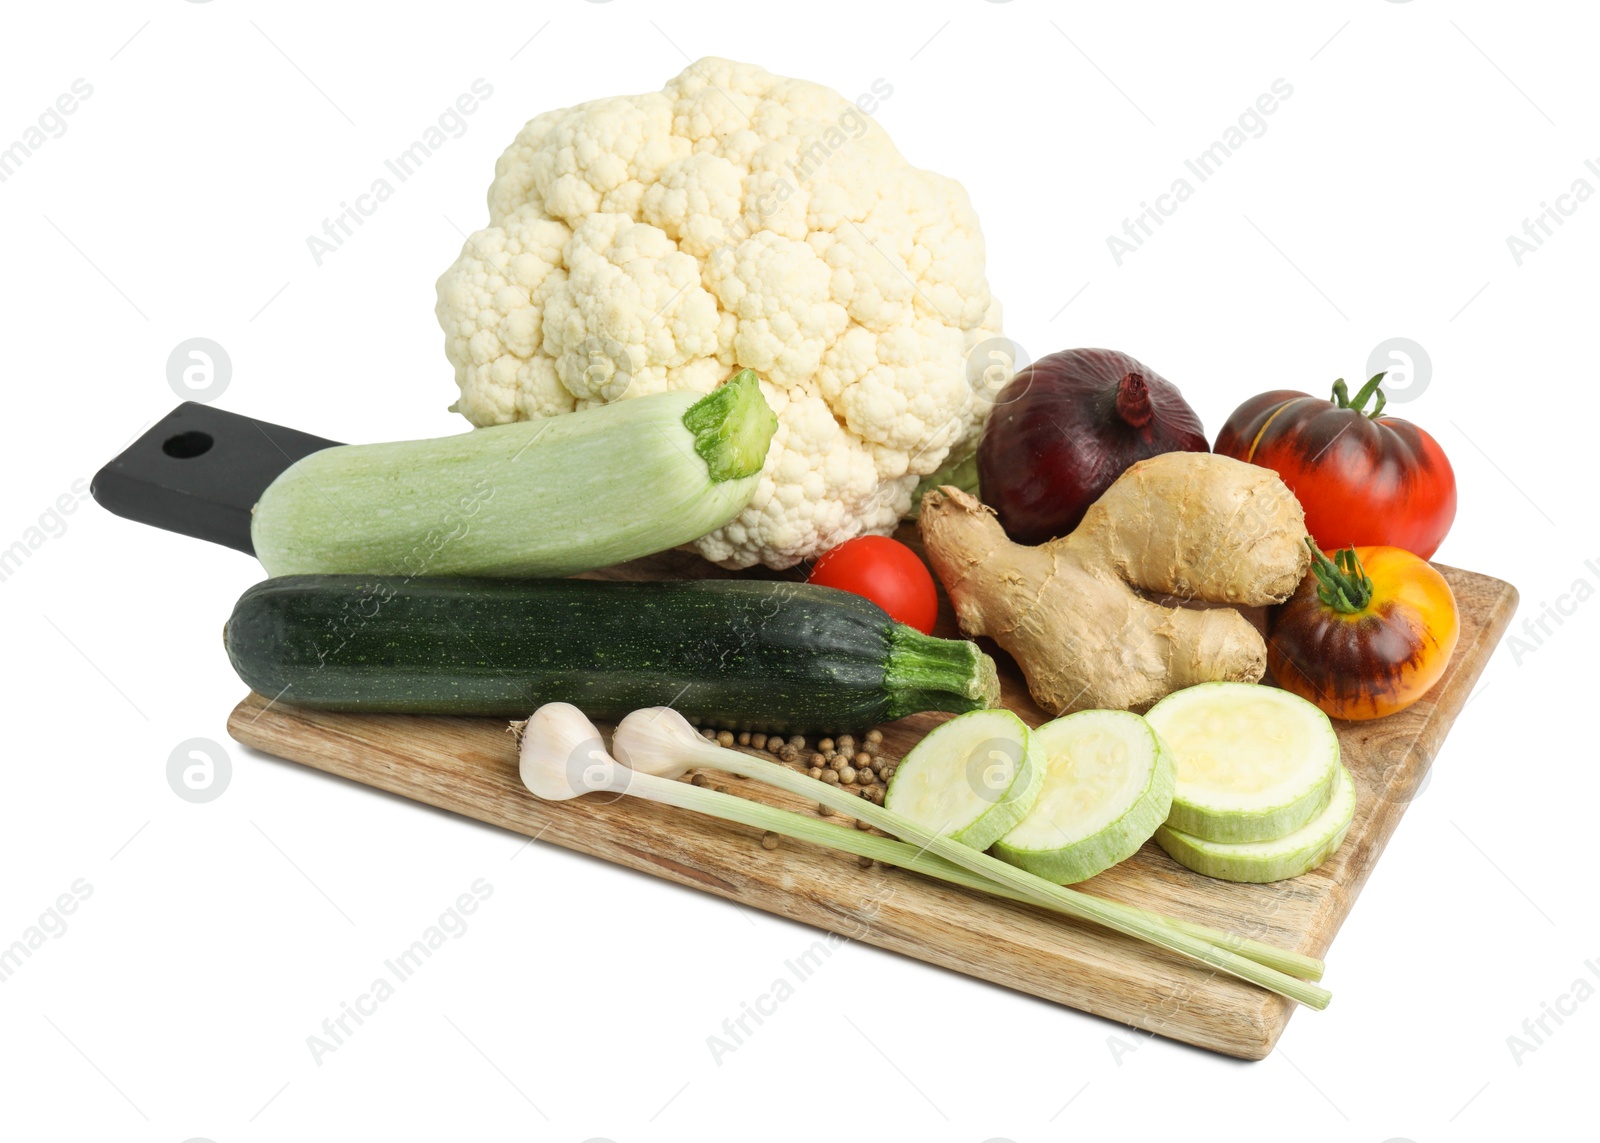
[250,370,776,577]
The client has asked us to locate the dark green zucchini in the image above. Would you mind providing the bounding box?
[224,575,1000,732]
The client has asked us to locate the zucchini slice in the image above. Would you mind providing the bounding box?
[1156,764,1356,882]
[884,709,1043,850]
[1146,682,1339,844]
[992,710,1175,884]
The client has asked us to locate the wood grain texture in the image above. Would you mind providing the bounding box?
[226,535,1516,1060]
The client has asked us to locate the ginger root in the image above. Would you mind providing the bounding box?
[918,452,1311,715]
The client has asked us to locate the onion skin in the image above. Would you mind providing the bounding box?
[1268,545,1459,721]
[1215,384,1457,559]
[978,348,1209,545]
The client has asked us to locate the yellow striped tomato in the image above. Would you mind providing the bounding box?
[1267,542,1459,721]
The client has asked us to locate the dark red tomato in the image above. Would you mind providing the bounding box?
[1214,375,1456,558]
[808,536,939,634]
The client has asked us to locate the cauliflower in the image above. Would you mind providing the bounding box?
[435,57,1007,569]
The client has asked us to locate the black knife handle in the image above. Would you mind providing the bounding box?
[92,403,343,555]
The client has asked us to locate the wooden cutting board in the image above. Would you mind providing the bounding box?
[226,537,1516,1060]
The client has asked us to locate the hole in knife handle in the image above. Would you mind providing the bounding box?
[162,430,214,459]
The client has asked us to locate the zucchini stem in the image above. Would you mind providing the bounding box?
[882,625,1002,719]
[681,369,779,483]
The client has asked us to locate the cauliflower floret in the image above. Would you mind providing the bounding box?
[435,58,1007,569]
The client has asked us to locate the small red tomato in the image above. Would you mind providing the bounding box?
[808,536,939,634]
[1215,374,1456,558]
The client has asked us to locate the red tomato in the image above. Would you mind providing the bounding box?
[1214,374,1456,558]
[808,536,939,634]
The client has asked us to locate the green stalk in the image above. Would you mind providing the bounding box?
[613,722,1330,1007]
[882,625,1002,719]
[908,450,981,519]
[639,776,1321,981]
[1330,372,1388,419]
[682,369,779,482]
[1305,537,1374,612]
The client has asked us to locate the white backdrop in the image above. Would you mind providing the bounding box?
[1,2,1593,1140]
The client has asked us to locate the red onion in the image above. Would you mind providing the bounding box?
[977,348,1209,544]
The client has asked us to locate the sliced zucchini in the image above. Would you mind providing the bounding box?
[1156,764,1356,882]
[884,709,1043,850]
[992,710,1175,885]
[1146,682,1338,844]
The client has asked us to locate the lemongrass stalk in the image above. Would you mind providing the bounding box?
[515,705,1324,991]
[1100,903,1321,982]
[664,784,1318,980]
[512,708,1318,979]
[613,707,1331,1009]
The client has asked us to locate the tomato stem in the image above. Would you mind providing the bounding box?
[1305,537,1373,613]
[1329,373,1388,420]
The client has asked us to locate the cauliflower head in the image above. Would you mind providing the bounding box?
[435,57,1006,569]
